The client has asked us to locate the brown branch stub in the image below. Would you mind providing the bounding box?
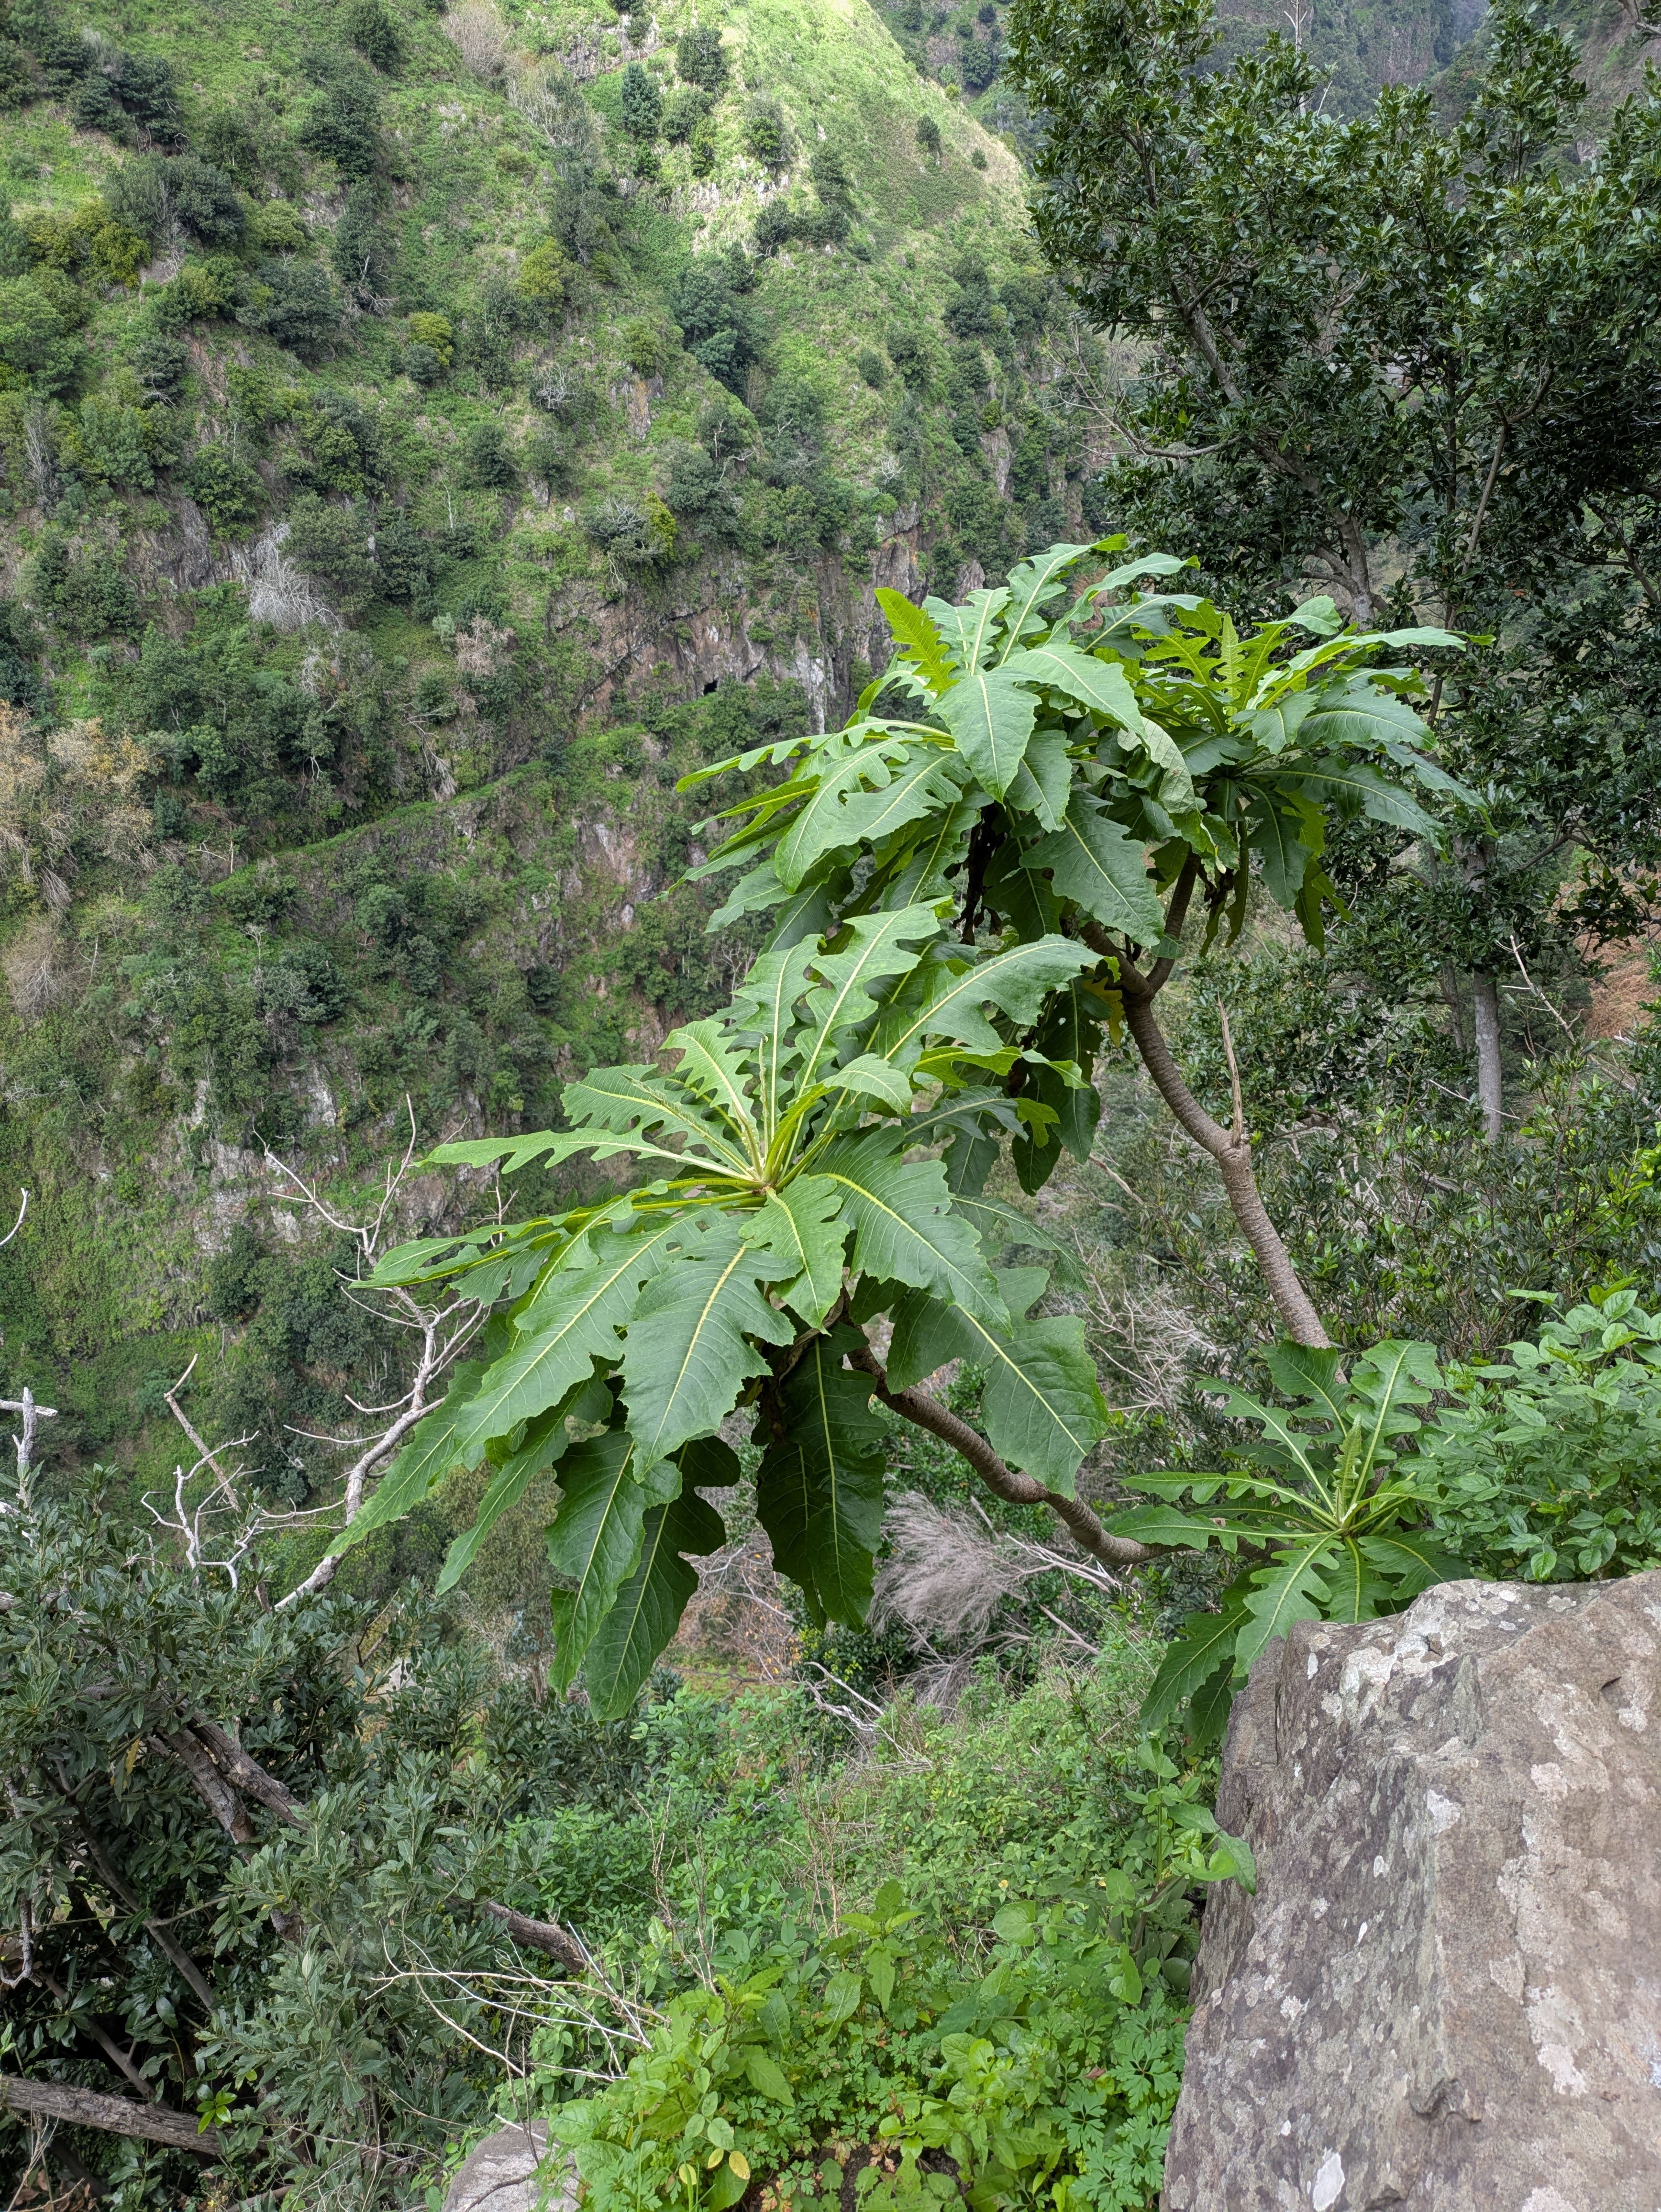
[0,2077,225,2158]
[848,1340,1149,1568]
[479,1901,587,1973]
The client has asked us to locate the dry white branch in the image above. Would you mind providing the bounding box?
[1,1386,56,1504]
[0,1189,26,1249]
[230,524,339,633]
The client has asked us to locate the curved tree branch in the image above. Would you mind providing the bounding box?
[1085,922,1332,1349]
[848,1340,1149,1568]
[0,2077,224,2159]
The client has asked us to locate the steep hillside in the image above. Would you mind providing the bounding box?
[1212,0,1487,111]
[1212,0,1654,128]
[0,0,1096,1493]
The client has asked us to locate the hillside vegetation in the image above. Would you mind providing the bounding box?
[0,0,1091,1493]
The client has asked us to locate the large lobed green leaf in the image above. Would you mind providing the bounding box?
[620,1224,795,1466]
[935,664,1041,798]
[581,1485,728,1719]
[886,1268,1109,1492]
[546,1426,683,1691]
[1023,797,1165,944]
[455,1221,684,1459]
[755,1325,886,1626]
[814,1133,1008,1327]
[436,1374,613,1596]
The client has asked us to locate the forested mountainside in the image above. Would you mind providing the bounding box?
[0,0,1650,1499]
[0,0,1094,1494]
[1214,0,1488,112]
[1211,0,1661,125]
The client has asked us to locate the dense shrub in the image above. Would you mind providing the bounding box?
[744,98,787,168]
[296,73,382,178]
[663,83,712,144]
[669,258,761,393]
[516,238,570,321]
[331,181,391,300]
[167,153,245,244]
[198,106,262,180]
[97,161,162,255]
[676,23,730,93]
[238,257,339,350]
[620,61,662,142]
[285,492,378,597]
[464,419,516,487]
[186,444,266,533]
[373,508,435,601]
[581,488,677,568]
[407,309,454,367]
[345,0,403,70]
[0,274,77,389]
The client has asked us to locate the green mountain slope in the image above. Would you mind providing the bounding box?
[0,0,1095,1491]
[1213,0,1652,129]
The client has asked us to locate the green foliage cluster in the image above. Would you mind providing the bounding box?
[329,542,1471,1714]
[0,1467,670,2206]
[549,1860,1199,2212]
[1417,1286,1661,1584]
[1010,0,1661,973]
[1,1442,1226,2212]
[1103,1284,1661,1737]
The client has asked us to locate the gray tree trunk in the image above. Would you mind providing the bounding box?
[1472,970,1504,1140]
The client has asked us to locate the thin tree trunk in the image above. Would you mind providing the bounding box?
[1440,964,1466,1054]
[1116,987,1333,1349]
[1472,970,1504,1140]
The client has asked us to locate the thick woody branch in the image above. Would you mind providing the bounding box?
[1084,922,1332,1350]
[848,1341,1149,1568]
[479,1901,586,1973]
[0,2076,224,2158]
[191,1720,306,1829]
[152,1730,255,1847]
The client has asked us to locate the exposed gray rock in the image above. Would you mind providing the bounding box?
[444,2120,575,2212]
[1163,1573,1661,2211]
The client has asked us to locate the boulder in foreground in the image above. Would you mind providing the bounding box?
[1163,1572,1661,2211]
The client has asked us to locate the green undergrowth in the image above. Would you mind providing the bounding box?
[503,1649,1243,2212]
